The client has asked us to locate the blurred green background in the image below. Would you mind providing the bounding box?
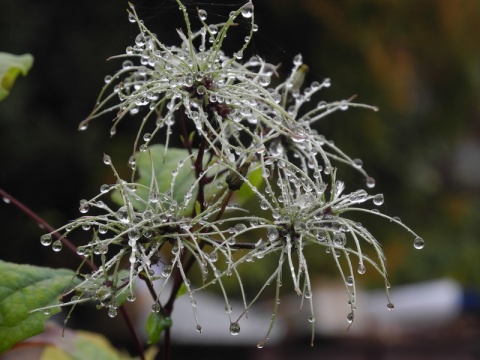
[1,0,480,357]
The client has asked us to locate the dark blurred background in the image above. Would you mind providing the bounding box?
[1,0,480,359]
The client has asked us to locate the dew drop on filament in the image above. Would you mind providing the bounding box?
[241,4,253,18]
[357,264,366,274]
[52,240,63,252]
[373,194,384,206]
[198,9,207,21]
[230,322,241,335]
[103,154,112,165]
[413,236,425,250]
[108,307,118,318]
[40,234,53,246]
[366,176,376,188]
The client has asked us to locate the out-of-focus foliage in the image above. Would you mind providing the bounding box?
[0,52,33,100]
[257,0,480,285]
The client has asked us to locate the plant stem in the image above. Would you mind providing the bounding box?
[0,188,91,266]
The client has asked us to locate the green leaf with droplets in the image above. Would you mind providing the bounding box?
[0,52,34,100]
[0,260,80,352]
[236,166,263,204]
[112,145,195,211]
[111,144,259,212]
[145,312,172,344]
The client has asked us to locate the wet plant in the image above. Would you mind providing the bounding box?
[0,1,423,358]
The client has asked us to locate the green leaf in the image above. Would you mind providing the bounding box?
[145,312,172,345]
[112,145,195,211]
[112,144,258,212]
[0,260,79,352]
[236,166,263,204]
[0,52,34,100]
[176,282,187,298]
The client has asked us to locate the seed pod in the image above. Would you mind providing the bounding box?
[226,162,250,191]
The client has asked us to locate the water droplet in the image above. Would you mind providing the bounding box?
[293,54,303,66]
[413,236,425,250]
[357,264,366,274]
[259,76,270,86]
[100,184,110,194]
[339,100,349,111]
[128,12,136,23]
[128,227,140,242]
[257,341,265,348]
[104,75,112,84]
[207,24,218,34]
[260,200,269,210]
[308,315,316,323]
[128,156,136,170]
[122,60,134,69]
[108,307,117,318]
[347,312,354,324]
[151,302,161,313]
[103,154,111,165]
[149,191,160,203]
[136,34,146,47]
[346,276,354,286]
[373,194,384,206]
[2,197,11,204]
[127,293,136,302]
[333,233,346,247]
[129,254,136,264]
[196,325,202,333]
[76,246,86,255]
[40,234,53,246]
[366,176,376,188]
[209,251,218,263]
[52,240,63,252]
[267,226,279,241]
[387,302,395,311]
[198,9,207,21]
[241,4,253,18]
[43,308,51,315]
[143,133,152,142]
[230,322,241,335]
[117,207,129,223]
[234,223,247,233]
[79,200,89,214]
[196,85,206,95]
[162,265,172,278]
